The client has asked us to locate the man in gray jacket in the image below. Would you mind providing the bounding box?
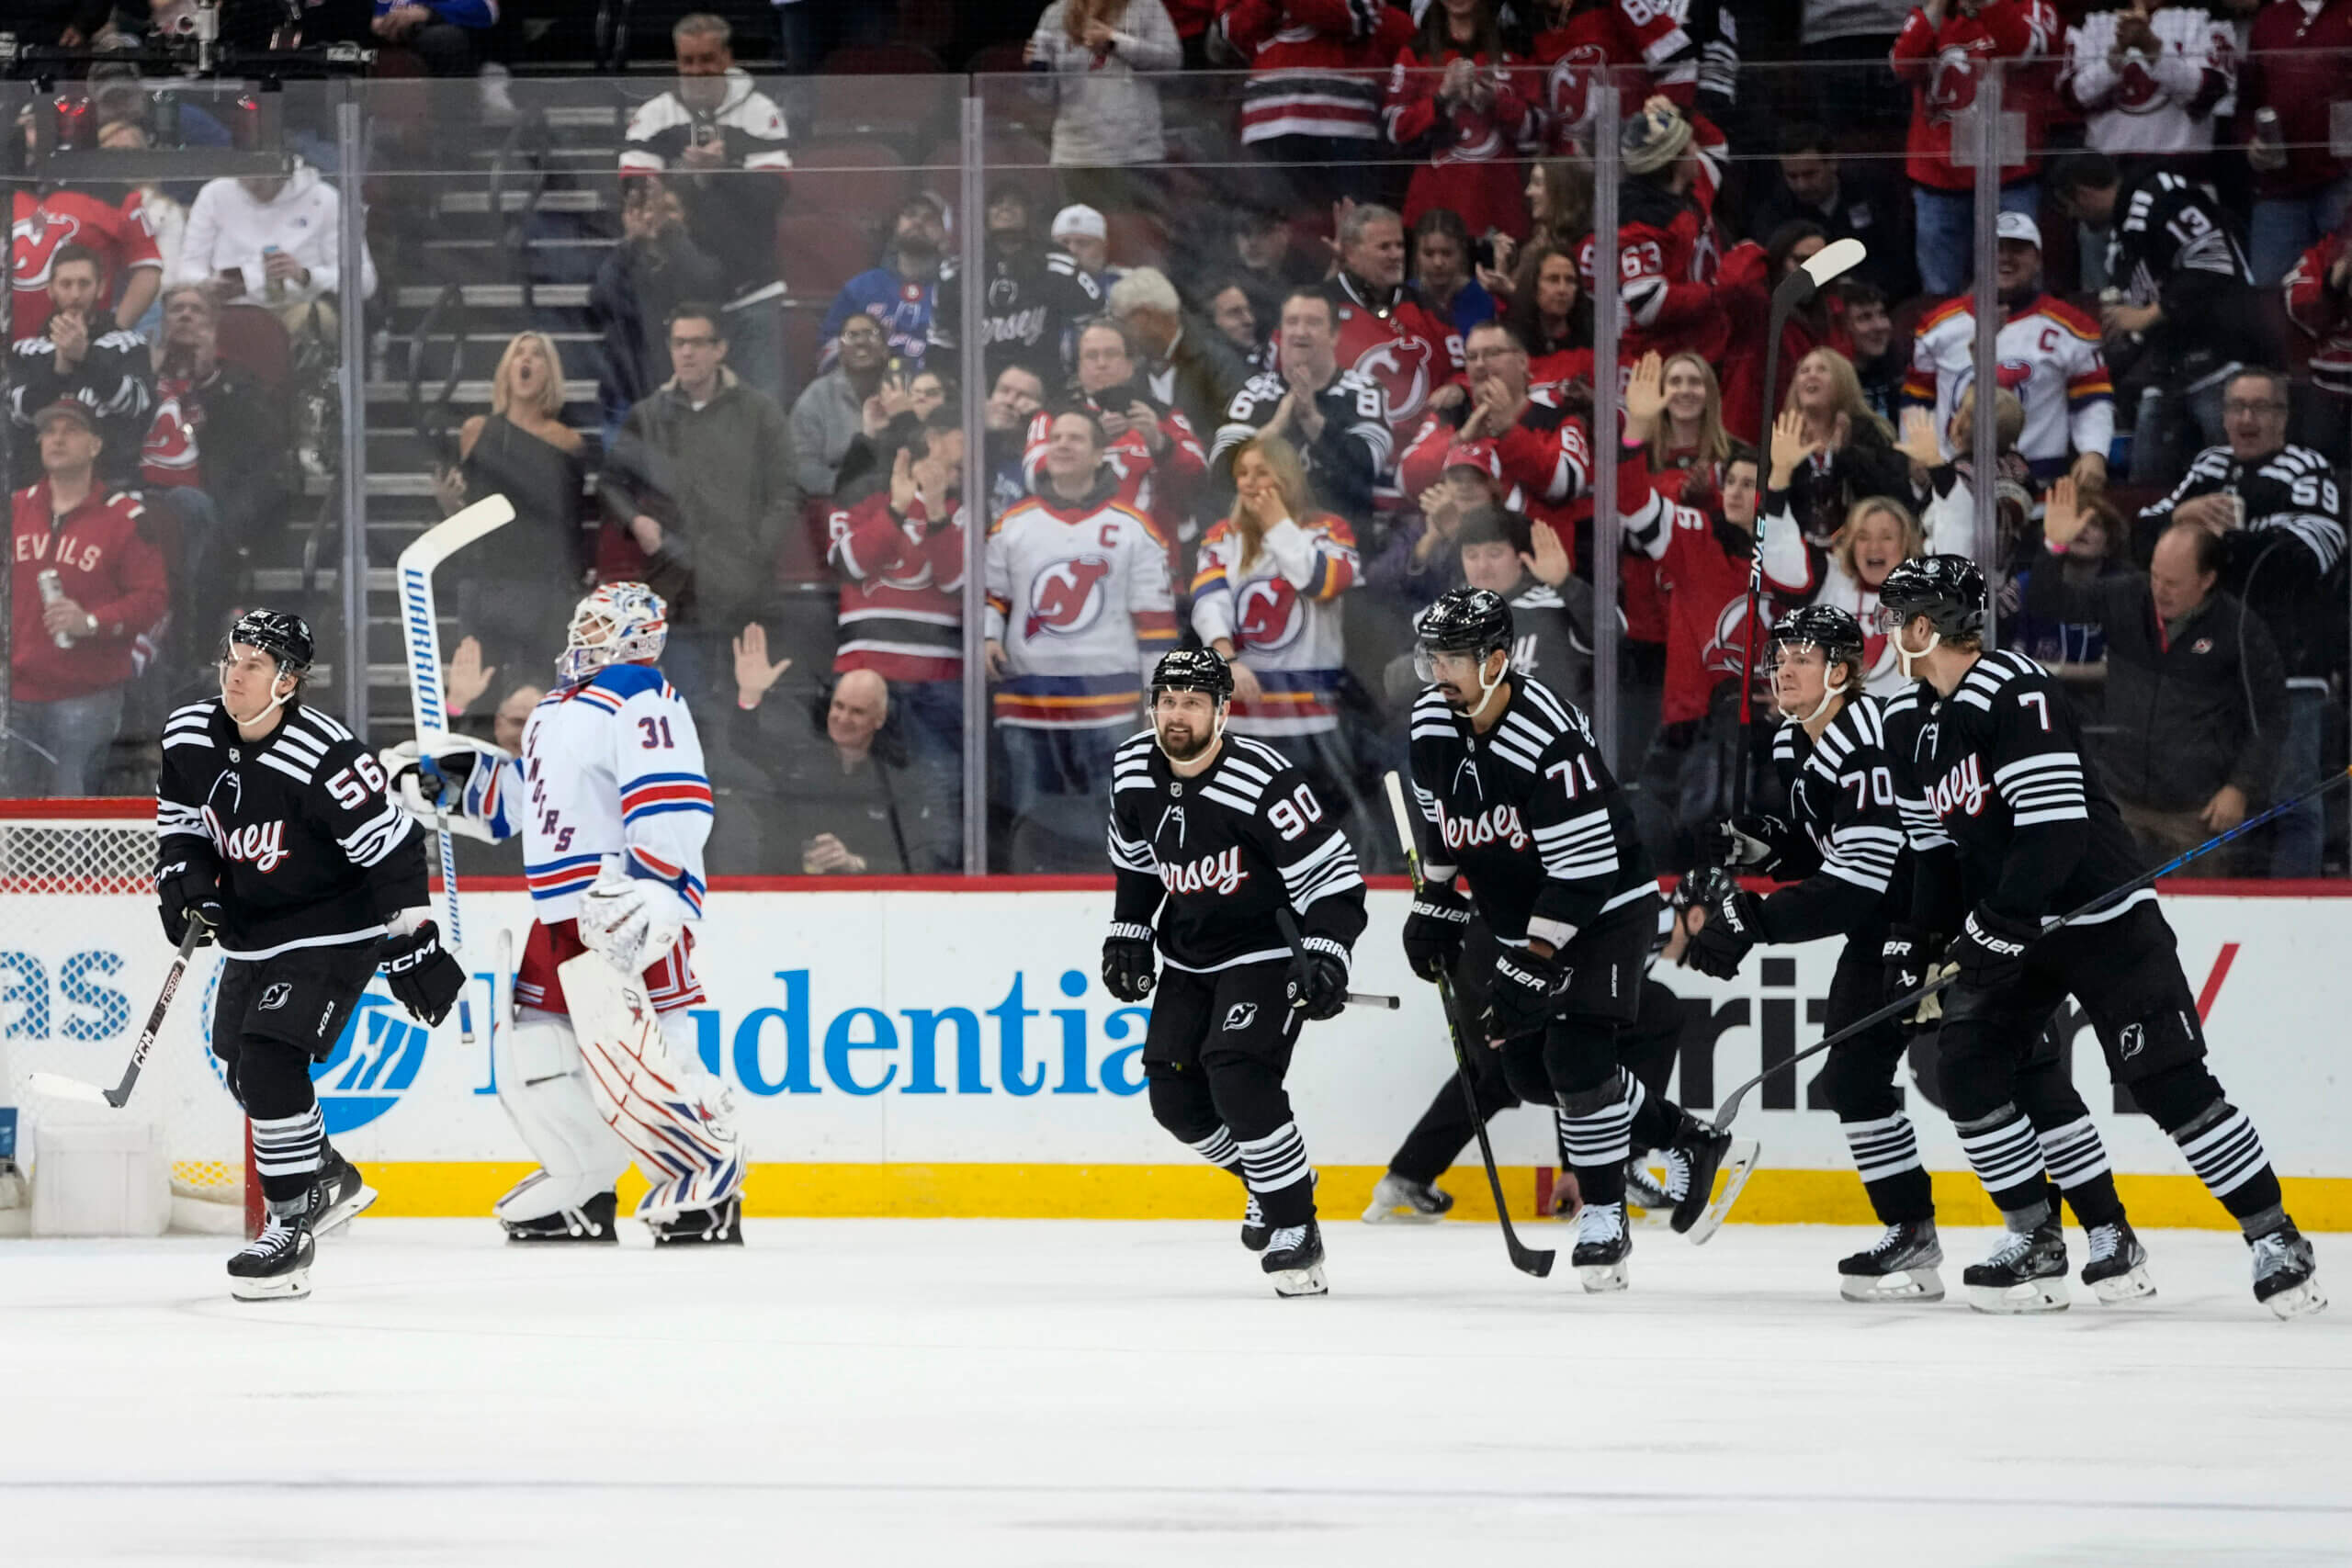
[597,299,805,715]
[2029,479,2287,875]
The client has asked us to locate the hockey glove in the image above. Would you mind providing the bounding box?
[1708,814,1797,876]
[380,919,468,1027]
[1951,905,2038,994]
[1488,943,1569,1039]
[1284,937,1350,1021]
[1102,922,1158,1004]
[1401,883,1473,982]
[156,856,223,948]
[1686,886,1766,981]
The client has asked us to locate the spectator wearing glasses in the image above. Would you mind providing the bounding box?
[2135,367,2347,876]
[1023,318,1209,553]
[819,193,947,371]
[589,178,728,439]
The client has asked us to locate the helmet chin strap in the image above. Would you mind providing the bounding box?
[1799,669,1849,725]
[1465,651,1509,725]
[220,665,294,728]
[1894,626,1940,681]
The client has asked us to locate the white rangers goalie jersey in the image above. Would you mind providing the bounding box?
[465,661,713,924]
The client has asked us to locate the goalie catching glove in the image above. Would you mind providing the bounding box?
[378,733,514,841]
[380,912,467,1026]
[577,861,687,976]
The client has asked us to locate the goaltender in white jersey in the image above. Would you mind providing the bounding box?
[383,582,745,1245]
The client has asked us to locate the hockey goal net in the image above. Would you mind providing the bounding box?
[0,798,257,1235]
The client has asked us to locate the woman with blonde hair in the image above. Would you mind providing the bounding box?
[1024,0,1182,212]
[1646,352,1735,494]
[432,330,594,681]
[1777,345,1913,547]
[1811,493,1958,697]
[1189,435,1362,798]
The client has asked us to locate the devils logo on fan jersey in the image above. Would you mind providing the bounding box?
[1700,594,1756,680]
[141,393,200,487]
[1928,43,1991,120]
[1023,557,1114,640]
[1348,333,1436,427]
[10,203,86,291]
[1233,577,1305,653]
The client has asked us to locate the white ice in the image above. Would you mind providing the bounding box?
[2,1219,2346,1567]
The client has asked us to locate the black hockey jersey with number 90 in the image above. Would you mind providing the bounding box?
[1106,730,1368,972]
[1406,676,1656,948]
[1883,651,2146,931]
[156,698,428,960]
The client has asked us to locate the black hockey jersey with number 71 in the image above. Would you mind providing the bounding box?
[1106,730,1368,972]
[155,698,428,960]
[1882,651,2148,931]
[1406,676,1656,948]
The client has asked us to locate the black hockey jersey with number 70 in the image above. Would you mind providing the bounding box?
[1106,730,1368,973]
[1406,675,1657,948]
[1753,696,1911,946]
[1882,651,2148,931]
[155,698,428,961]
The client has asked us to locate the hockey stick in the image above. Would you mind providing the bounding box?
[1713,761,2352,1131]
[27,913,211,1111]
[395,495,516,1046]
[1383,772,1555,1278]
[1270,907,1400,1010]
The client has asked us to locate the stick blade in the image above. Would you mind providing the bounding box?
[24,1072,110,1106]
[394,494,515,572]
[1513,1243,1557,1279]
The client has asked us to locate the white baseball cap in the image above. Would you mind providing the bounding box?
[1996,210,2041,250]
[1051,203,1107,243]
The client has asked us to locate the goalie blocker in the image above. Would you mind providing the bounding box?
[383,583,744,1246]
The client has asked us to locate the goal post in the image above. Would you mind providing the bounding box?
[0,797,257,1235]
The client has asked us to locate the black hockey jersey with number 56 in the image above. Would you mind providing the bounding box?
[1406,676,1657,948]
[1882,651,2147,931]
[1106,730,1368,972]
[155,698,428,960]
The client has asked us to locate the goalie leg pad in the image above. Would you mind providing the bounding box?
[557,953,743,1224]
[492,1010,632,1224]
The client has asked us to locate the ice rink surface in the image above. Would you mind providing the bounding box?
[3,1218,2346,1568]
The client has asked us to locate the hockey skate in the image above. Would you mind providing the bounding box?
[227,1190,320,1303]
[2250,1223,2327,1320]
[1247,1169,1317,1248]
[1660,1113,1759,1245]
[1572,1201,1631,1292]
[503,1189,619,1244]
[1963,1218,2069,1314]
[1838,1220,1945,1303]
[2080,1220,2156,1303]
[1262,1220,1328,1297]
[310,1146,378,1241]
[650,1195,743,1247]
[1362,1172,1453,1224]
[1623,1157,1671,1224]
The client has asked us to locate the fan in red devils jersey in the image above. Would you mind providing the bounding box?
[1102,649,1367,1299]
[155,611,467,1303]
[1683,604,2148,1306]
[1401,587,1756,1292]
[1877,555,2324,1319]
[1318,203,1465,447]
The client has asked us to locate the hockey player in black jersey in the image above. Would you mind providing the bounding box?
[1103,649,1368,1297]
[156,612,468,1299]
[1685,605,2149,1304]
[1876,557,2324,1318]
[1400,588,1755,1291]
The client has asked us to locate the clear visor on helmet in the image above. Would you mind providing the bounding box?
[1414,641,1493,684]
[1871,603,1915,637]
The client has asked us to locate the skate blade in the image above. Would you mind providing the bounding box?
[1840,1267,1945,1303]
[1679,1138,1760,1247]
[1270,1264,1329,1298]
[503,1222,618,1244]
[1360,1202,1443,1225]
[230,1268,311,1303]
[1967,1279,2069,1314]
[2088,1266,2157,1304]
[311,1181,378,1242]
[1576,1260,1629,1293]
[2264,1277,2328,1321]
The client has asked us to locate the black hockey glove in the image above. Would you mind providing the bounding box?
[1686,886,1766,981]
[1883,925,1943,1034]
[380,919,468,1027]
[1708,814,1797,876]
[1284,936,1350,1022]
[156,855,222,948]
[1401,883,1473,982]
[1488,943,1569,1039]
[1951,905,2038,994]
[1102,922,1158,1004]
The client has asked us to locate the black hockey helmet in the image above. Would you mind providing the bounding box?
[1769,604,1866,678]
[1418,587,1513,661]
[1875,554,1986,642]
[1149,646,1235,704]
[220,608,314,676]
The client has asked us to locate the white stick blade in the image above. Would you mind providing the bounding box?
[1802,236,1868,288]
[395,494,515,573]
[23,1072,111,1106]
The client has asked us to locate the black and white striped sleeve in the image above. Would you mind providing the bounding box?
[1107,734,1165,930]
[1522,725,1623,944]
[1758,726,1905,944]
[1261,774,1368,954]
[153,703,222,878]
[1967,658,2093,915]
[1406,694,1461,886]
[304,724,428,919]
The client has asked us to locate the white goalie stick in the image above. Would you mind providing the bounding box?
[396,494,515,1046]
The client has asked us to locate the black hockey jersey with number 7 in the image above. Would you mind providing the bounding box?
[1882,651,2147,931]
[155,698,428,960]
[1406,676,1656,948]
[1106,730,1368,972]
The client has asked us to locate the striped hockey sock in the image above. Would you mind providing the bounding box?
[1955,1106,2049,1218]
[251,1104,324,1206]
[1559,1073,1635,1205]
[1186,1125,1239,1170]
[1842,1112,1933,1224]
[2037,1114,2124,1227]
[1237,1122,1315,1227]
[2174,1102,2286,1225]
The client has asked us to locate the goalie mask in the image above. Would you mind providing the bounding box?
[560,582,668,688]
[1767,604,1865,724]
[1148,647,1234,763]
[1415,587,1514,720]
